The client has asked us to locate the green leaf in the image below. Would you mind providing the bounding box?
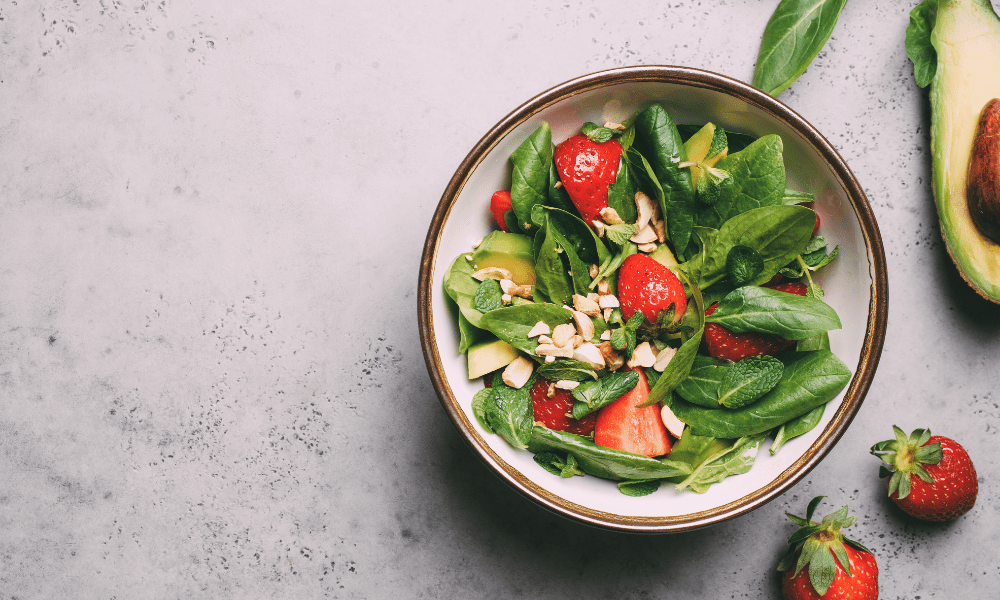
[528,426,690,481]
[714,135,787,218]
[752,0,850,97]
[605,223,637,246]
[807,544,838,596]
[674,433,766,493]
[532,221,574,306]
[536,359,599,382]
[473,279,505,313]
[705,285,842,340]
[533,451,585,478]
[674,355,730,408]
[482,373,534,448]
[906,0,939,88]
[726,245,765,288]
[717,355,784,408]
[509,123,553,228]
[582,121,618,143]
[617,479,661,497]
[570,370,640,419]
[770,405,825,454]
[471,387,495,433]
[607,159,639,224]
[533,205,610,296]
[480,304,574,357]
[666,350,851,438]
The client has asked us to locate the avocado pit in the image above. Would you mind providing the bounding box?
[967,98,1000,244]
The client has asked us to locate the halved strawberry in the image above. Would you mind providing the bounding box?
[553,134,623,225]
[617,253,688,324]
[489,190,513,232]
[594,368,671,457]
[703,282,807,362]
[528,377,596,436]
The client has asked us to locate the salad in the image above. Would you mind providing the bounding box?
[442,101,848,497]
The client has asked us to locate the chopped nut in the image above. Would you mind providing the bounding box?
[502,356,534,389]
[537,334,553,345]
[653,219,666,243]
[660,405,686,438]
[527,321,551,338]
[591,220,606,238]
[499,279,515,294]
[604,121,626,130]
[569,334,584,349]
[535,343,575,358]
[472,237,484,249]
[509,284,533,300]
[635,191,656,230]
[571,310,595,341]
[653,346,678,372]
[589,264,599,278]
[573,342,606,370]
[472,266,513,281]
[551,323,577,348]
[573,294,601,317]
[598,294,620,309]
[597,341,624,371]
[597,279,610,295]
[630,224,658,244]
[545,355,556,363]
[627,342,656,368]
[600,329,612,341]
[465,254,473,261]
[501,294,512,305]
[677,161,697,169]
[547,383,556,397]
[603,308,613,321]
[554,380,580,390]
[554,181,563,189]
[599,207,626,225]
[637,242,658,253]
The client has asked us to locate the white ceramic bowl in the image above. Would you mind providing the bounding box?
[419,66,887,532]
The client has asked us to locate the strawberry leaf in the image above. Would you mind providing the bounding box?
[806,495,825,522]
[808,546,837,596]
[832,542,852,577]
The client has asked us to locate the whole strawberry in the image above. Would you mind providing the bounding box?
[778,496,878,600]
[617,253,688,324]
[703,282,806,362]
[553,134,623,225]
[870,426,978,521]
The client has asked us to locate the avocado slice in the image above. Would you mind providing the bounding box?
[682,123,729,189]
[471,231,536,286]
[909,0,1000,301]
[467,338,520,379]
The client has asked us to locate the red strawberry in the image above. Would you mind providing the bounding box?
[870,426,978,521]
[527,377,597,436]
[617,253,688,324]
[813,212,821,236]
[703,282,807,362]
[778,497,878,600]
[594,368,671,457]
[553,134,623,224]
[490,190,513,232]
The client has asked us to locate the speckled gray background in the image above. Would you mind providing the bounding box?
[1,0,998,598]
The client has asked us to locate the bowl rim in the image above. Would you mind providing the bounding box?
[418,65,888,533]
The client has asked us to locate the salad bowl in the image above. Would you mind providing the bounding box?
[418,66,887,532]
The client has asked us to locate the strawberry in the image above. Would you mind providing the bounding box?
[870,426,978,521]
[617,253,688,324]
[778,496,878,600]
[553,134,623,225]
[594,368,671,457]
[489,190,513,232]
[703,281,807,362]
[527,377,597,436]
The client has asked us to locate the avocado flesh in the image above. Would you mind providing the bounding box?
[467,338,519,379]
[931,0,1000,301]
[682,122,728,189]
[471,231,536,285]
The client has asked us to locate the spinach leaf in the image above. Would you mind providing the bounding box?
[509,123,553,229]
[905,0,939,89]
[473,279,504,313]
[480,373,534,448]
[681,205,816,290]
[443,253,489,351]
[618,479,661,497]
[725,130,759,153]
[534,451,585,478]
[607,159,639,225]
[570,370,640,419]
[796,282,832,351]
[705,285,841,340]
[666,350,851,438]
[714,134,786,218]
[644,270,706,407]
[532,221,574,306]
[675,433,768,493]
[479,304,574,357]
[590,242,638,293]
[471,387,495,433]
[533,205,610,295]
[675,355,730,408]
[783,188,816,204]
[631,103,696,254]
[610,311,644,356]
[717,355,784,408]
[752,0,849,97]
[528,426,690,481]
[536,359,599,383]
[770,404,825,455]
[726,245,765,288]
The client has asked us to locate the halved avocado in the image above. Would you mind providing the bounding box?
[914,0,1000,301]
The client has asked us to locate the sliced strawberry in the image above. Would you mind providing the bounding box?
[703,282,807,362]
[528,377,596,436]
[594,368,671,457]
[489,190,513,232]
[617,253,688,324]
[553,134,623,225]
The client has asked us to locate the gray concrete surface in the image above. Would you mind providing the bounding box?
[1,0,998,598]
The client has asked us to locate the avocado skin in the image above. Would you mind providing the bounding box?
[927,0,1000,302]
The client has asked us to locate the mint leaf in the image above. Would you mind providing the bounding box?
[717,355,784,408]
[473,279,504,313]
[726,245,765,287]
[582,121,617,143]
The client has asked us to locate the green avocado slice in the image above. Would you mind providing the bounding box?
[910,0,1000,301]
